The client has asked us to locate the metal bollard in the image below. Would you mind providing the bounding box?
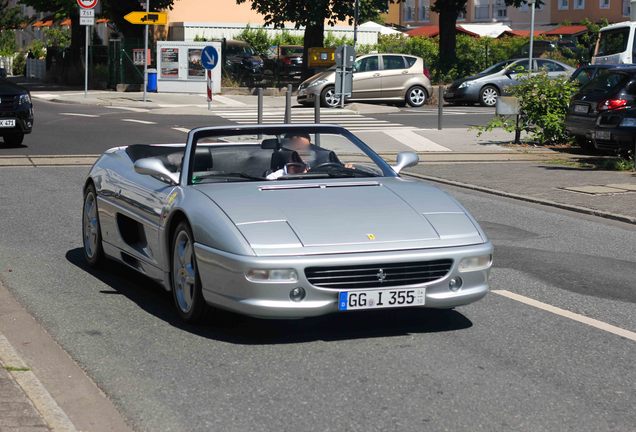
[285,84,292,124]
[314,93,320,124]
[257,88,263,125]
[437,86,443,130]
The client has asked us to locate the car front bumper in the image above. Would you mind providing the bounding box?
[443,86,480,104]
[194,242,493,319]
[0,106,34,134]
[296,88,317,104]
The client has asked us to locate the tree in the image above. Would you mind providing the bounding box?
[432,0,533,74]
[235,0,400,77]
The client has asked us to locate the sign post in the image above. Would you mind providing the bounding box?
[201,45,219,110]
[77,0,98,98]
[143,0,149,102]
[335,45,354,109]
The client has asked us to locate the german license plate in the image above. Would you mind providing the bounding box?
[338,288,425,311]
[0,119,16,128]
[595,130,611,140]
[574,104,588,114]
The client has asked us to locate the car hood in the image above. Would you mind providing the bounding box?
[301,70,335,87]
[0,79,28,95]
[196,178,485,256]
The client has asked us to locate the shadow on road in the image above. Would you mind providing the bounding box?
[66,247,473,344]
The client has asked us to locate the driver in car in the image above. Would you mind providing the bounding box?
[267,133,345,179]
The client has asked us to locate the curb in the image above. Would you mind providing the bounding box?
[404,171,636,225]
[0,335,77,432]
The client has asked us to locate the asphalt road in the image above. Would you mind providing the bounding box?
[0,99,496,155]
[0,165,633,432]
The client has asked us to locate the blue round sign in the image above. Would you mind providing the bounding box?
[201,46,219,70]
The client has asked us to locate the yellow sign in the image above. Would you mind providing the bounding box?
[308,47,335,68]
[124,11,167,25]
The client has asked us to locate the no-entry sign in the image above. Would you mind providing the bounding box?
[77,0,98,9]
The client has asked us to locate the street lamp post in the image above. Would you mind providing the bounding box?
[528,0,536,72]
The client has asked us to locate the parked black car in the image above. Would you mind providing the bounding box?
[0,79,33,147]
[222,40,264,86]
[569,64,614,87]
[565,65,636,151]
[592,106,636,154]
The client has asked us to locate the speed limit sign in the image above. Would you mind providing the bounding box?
[77,0,98,9]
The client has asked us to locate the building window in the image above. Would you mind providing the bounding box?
[559,0,569,9]
[402,0,415,21]
[494,0,508,18]
[574,0,585,8]
[474,0,491,20]
[600,0,610,8]
[623,0,631,15]
[418,0,430,21]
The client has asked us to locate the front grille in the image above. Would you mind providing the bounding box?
[305,259,453,290]
[0,96,16,110]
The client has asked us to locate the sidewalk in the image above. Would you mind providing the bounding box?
[0,360,50,431]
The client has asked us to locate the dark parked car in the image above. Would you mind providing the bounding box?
[569,64,614,87]
[0,79,33,147]
[565,65,636,151]
[222,40,264,85]
[265,45,303,79]
[592,107,636,154]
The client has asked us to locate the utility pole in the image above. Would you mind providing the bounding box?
[143,0,149,102]
[353,0,360,51]
[528,0,536,72]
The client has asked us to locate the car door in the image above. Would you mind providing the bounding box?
[537,59,567,79]
[501,59,531,93]
[351,55,381,100]
[380,55,409,98]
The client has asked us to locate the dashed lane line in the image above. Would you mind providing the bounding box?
[121,119,157,125]
[59,113,99,118]
[105,106,151,113]
[493,290,636,342]
[172,127,191,133]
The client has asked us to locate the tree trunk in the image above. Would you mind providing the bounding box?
[302,20,324,80]
[437,6,458,75]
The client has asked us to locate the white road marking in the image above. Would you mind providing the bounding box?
[493,290,636,342]
[106,106,150,113]
[382,129,451,152]
[172,127,190,133]
[30,93,57,100]
[212,95,248,107]
[59,112,99,118]
[121,119,157,125]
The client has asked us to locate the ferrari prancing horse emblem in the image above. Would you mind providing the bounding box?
[367,234,376,240]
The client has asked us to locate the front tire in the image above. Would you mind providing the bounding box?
[479,85,499,107]
[2,133,24,147]
[320,86,341,108]
[171,222,207,323]
[405,86,427,107]
[82,184,104,266]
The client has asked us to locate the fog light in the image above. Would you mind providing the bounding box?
[289,287,306,302]
[246,268,298,282]
[458,255,492,272]
[449,277,463,292]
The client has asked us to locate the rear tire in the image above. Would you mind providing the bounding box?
[171,222,207,323]
[82,184,104,267]
[405,86,427,107]
[2,133,24,147]
[479,85,499,107]
[320,86,340,108]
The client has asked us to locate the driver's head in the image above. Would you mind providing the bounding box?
[284,133,311,150]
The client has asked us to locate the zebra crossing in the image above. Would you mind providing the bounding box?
[209,107,416,132]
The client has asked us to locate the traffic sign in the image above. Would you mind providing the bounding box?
[80,8,94,25]
[124,11,168,25]
[201,46,219,70]
[77,0,98,9]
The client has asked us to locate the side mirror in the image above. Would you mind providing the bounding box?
[392,151,419,174]
[134,157,179,184]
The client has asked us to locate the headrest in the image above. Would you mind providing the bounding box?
[261,138,280,149]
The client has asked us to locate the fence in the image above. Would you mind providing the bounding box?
[26,59,46,80]
[0,56,13,76]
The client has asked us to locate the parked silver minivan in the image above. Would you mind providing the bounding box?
[297,54,433,108]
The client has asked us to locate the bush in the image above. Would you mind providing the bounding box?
[12,51,24,75]
[270,30,304,46]
[235,24,270,55]
[476,72,579,144]
[324,32,353,48]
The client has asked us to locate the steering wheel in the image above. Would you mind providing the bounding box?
[309,162,342,171]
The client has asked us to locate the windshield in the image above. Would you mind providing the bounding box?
[281,46,303,56]
[479,60,514,75]
[187,128,393,184]
[596,28,630,56]
[580,71,631,93]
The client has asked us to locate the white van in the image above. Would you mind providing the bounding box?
[592,21,636,65]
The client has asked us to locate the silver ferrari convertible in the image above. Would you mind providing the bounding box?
[82,125,493,323]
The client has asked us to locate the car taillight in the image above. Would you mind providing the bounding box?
[283,57,292,65]
[423,67,430,79]
[597,99,627,111]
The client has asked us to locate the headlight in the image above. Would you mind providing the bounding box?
[458,255,492,272]
[458,81,472,89]
[619,117,636,127]
[245,269,298,282]
[306,79,327,89]
[18,93,31,106]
